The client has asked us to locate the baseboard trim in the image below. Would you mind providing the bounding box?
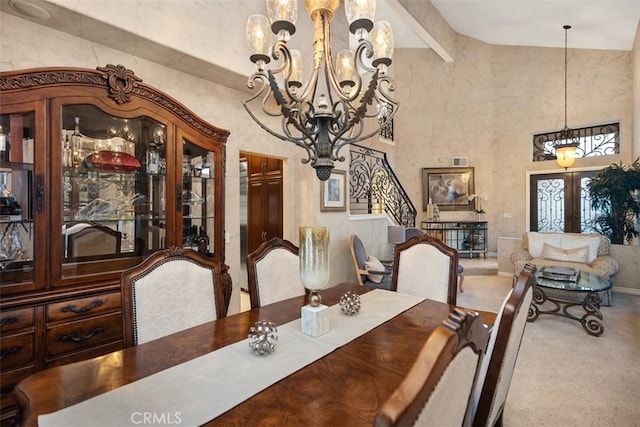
[613,287,640,296]
[498,271,513,277]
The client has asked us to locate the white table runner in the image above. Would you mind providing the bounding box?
[39,290,424,427]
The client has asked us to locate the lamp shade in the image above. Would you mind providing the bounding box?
[267,0,297,36]
[246,14,272,64]
[371,20,394,67]
[336,49,357,88]
[267,0,297,24]
[289,49,303,84]
[345,0,375,34]
[556,143,578,169]
[387,225,406,244]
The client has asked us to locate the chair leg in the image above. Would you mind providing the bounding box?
[458,273,464,293]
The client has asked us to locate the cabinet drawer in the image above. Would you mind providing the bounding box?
[0,307,35,333]
[46,340,123,368]
[46,312,122,357]
[0,332,34,370]
[0,365,34,413]
[47,292,121,322]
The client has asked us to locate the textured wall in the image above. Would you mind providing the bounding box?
[634,23,640,158]
[393,36,634,253]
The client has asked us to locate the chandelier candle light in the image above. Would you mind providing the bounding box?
[244,0,399,180]
[299,226,330,337]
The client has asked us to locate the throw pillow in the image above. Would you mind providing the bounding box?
[559,234,601,264]
[542,243,590,264]
[527,232,562,258]
[365,255,386,284]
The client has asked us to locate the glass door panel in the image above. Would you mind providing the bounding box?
[182,138,215,255]
[529,171,599,233]
[0,111,36,287]
[60,104,167,267]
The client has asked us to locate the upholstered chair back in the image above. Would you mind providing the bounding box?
[349,234,393,289]
[351,234,369,281]
[471,263,536,426]
[391,234,458,305]
[403,227,424,240]
[246,238,305,308]
[66,223,122,257]
[121,247,230,347]
[375,309,490,427]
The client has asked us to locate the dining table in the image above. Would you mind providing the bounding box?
[13,282,496,427]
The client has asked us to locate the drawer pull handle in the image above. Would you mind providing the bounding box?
[61,327,105,343]
[0,316,19,328]
[0,347,20,360]
[0,384,15,398]
[61,300,104,314]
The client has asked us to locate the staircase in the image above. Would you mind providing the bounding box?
[348,144,417,227]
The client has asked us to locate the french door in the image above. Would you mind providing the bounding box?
[529,170,601,233]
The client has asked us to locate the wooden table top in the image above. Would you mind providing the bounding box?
[14,282,496,427]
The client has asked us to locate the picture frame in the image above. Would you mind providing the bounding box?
[422,167,475,211]
[321,169,346,212]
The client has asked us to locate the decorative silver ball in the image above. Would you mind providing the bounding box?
[339,291,361,316]
[248,320,278,356]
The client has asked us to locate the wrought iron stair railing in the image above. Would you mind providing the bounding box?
[349,144,417,227]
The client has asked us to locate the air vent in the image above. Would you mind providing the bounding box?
[452,157,469,167]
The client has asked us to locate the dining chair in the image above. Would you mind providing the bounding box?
[404,226,465,292]
[391,234,459,305]
[66,223,122,257]
[470,263,537,426]
[121,246,231,346]
[246,237,305,308]
[374,308,491,427]
[349,234,393,290]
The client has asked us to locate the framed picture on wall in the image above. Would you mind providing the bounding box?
[422,167,475,211]
[321,169,346,212]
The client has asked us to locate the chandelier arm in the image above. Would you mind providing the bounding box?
[335,99,399,147]
[331,69,399,145]
[272,40,318,106]
[319,11,359,105]
[268,71,319,144]
[346,69,381,132]
[243,75,317,165]
[272,40,298,103]
[354,39,376,73]
[243,99,307,148]
[245,73,295,120]
[377,75,398,103]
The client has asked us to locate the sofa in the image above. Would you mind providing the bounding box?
[511,232,619,306]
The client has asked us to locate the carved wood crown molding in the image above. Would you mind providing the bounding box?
[0,64,229,142]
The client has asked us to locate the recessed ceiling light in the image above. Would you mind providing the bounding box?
[8,0,50,21]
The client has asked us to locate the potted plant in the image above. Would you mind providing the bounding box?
[587,158,640,244]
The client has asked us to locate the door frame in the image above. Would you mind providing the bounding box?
[526,166,601,232]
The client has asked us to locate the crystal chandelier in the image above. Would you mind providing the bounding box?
[244,0,399,180]
[555,25,579,169]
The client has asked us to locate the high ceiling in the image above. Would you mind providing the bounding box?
[413,0,640,51]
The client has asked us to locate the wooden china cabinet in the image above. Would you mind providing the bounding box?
[0,65,229,424]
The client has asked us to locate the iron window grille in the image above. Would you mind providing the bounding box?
[532,122,619,162]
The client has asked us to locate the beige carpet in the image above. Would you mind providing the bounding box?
[457,274,640,426]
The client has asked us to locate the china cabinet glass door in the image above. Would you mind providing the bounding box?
[55,102,168,282]
[0,102,45,292]
[181,138,215,256]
